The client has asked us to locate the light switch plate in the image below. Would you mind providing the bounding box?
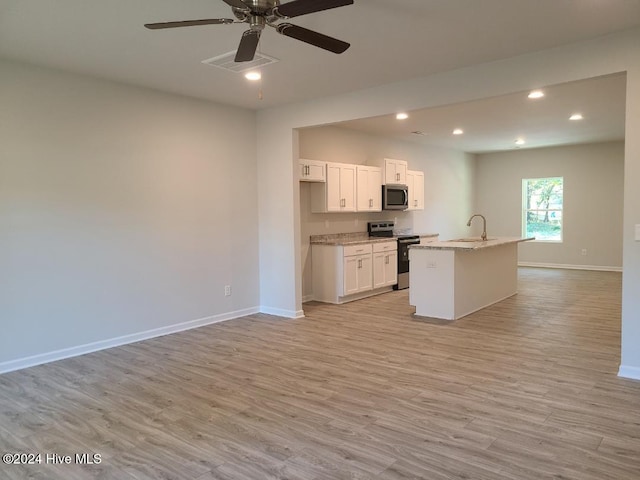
[636,224,640,241]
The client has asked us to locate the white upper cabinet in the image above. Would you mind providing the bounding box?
[370,158,408,185]
[299,159,326,182]
[407,170,425,211]
[356,165,382,212]
[311,162,357,213]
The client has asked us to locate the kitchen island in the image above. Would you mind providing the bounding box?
[409,237,534,320]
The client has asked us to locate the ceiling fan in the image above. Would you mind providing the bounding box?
[144,0,354,62]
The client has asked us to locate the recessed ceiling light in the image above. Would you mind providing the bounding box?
[452,128,464,135]
[396,113,409,120]
[569,113,584,121]
[528,90,544,99]
[244,71,261,81]
[515,138,526,145]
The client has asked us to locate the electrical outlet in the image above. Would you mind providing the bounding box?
[581,249,587,256]
[224,285,231,296]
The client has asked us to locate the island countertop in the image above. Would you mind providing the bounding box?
[410,236,534,251]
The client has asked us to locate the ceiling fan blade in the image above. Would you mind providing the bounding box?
[221,0,250,9]
[275,0,354,18]
[144,18,234,29]
[276,23,350,54]
[235,30,261,62]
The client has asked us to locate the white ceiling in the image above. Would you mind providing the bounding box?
[335,73,627,153]
[0,0,637,151]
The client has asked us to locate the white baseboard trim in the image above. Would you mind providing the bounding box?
[518,262,622,272]
[259,306,305,319]
[302,294,314,303]
[618,365,640,381]
[0,306,260,375]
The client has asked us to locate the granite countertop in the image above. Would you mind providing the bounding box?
[310,232,439,246]
[409,236,534,251]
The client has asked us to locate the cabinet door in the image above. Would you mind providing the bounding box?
[406,170,416,211]
[356,167,369,211]
[340,164,357,212]
[384,251,398,286]
[358,254,373,292]
[414,171,424,209]
[395,161,407,185]
[300,160,326,182]
[356,166,382,212]
[407,170,424,211]
[384,163,398,184]
[326,163,342,212]
[372,252,386,289]
[343,256,359,296]
[370,168,382,211]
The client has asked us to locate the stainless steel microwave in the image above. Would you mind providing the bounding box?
[382,184,409,210]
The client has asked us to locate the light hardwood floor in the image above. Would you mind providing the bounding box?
[1,268,639,479]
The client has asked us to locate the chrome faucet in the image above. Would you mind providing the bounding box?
[467,214,487,241]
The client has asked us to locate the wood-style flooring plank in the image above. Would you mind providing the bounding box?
[1,268,639,479]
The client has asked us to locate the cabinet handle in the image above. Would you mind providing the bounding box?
[385,255,389,265]
[306,165,309,176]
[358,259,362,269]
[369,198,373,208]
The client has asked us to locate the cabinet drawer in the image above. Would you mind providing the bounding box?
[343,244,372,257]
[373,241,397,253]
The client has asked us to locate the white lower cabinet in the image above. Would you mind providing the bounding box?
[312,241,398,304]
[373,241,398,289]
[343,251,372,295]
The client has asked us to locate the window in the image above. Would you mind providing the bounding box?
[522,177,563,242]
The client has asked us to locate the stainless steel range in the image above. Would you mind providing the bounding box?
[368,221,420,290]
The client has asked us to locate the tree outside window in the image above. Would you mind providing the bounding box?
[522,177,563,242]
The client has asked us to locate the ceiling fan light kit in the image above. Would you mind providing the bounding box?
[145,0,354,63]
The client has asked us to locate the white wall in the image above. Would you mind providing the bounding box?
[0,60,259,371]
[476,141,624,270]
[256,27,640,378]
[621,59,640,378]
[298,125,476,298]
